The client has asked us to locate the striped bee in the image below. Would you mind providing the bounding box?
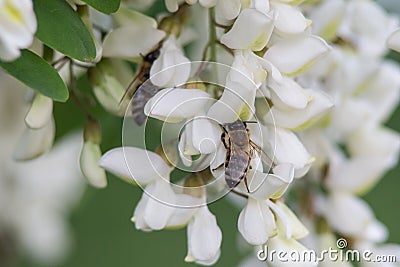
[120,47,162,126]
[216,119,273,192]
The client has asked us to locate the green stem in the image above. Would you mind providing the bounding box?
[68,59,93,120]
[208,8,217,63]
[42,44,54,63]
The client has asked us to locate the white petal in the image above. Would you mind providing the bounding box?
[267,235,317,267]
[236,165,293,200]
[220,9,274,51]
[102,26,166,60]
[142,180,176,230]
[387,28,400,52]
[265,127,313,178]
[98,147,172,185]
[215,0,241,21]
[238,198,276,245]
[191,117,220,154]
[150,36,191,87]
[268,75,310,110]
[144,88,211,122]
[166,194,203,228]
[13,118,55,161]
[265,89,334,131]
[199,0,217,8]
[272,3,311,36]
[308,0,346,41]
[324,193,376,239]
[187,206,222,263]
[112,6,157,28]
[80,142,107,188]
[275,201,309,240]
[264,35,331,76]
[25,93,53,129]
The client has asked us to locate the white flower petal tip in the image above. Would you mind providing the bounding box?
[150,35,191,87]
[0,0,37,61]
[80,142,107,188]
[324,193,385,241]
[275,201,309,240]
[134,180,177,230]
[98,147,172,185]
[13,119,55,161]
[265,89,334,131]
[387,28,400,53]
[102,25,166,60]
[144,88,211,122]
[238,198,277,245]
[220,8,274,51]
[264,35,331,76]
[187,207,222,265]
[25,93,53,129]
[236,164,294,200]
[272,3,311,36]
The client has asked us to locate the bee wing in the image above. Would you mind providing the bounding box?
[249,140,274,170]
[119,72,140,106]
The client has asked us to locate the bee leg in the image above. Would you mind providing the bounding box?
[244,176,250,193]
[221,132,230,150]
[211,163,224,172]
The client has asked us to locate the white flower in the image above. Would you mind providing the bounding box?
[150,35,191,87]
[98,146,172,185]
[338,0,398,57]
[4,133,85,264]
[13,117,55,161]
[263,35,331,77]
[220,8,274,51]
[0,0,37,61]
[387,28,400,53]
[238,198,277,245]
[102,8,166,60]
[185,206,222,266]
[144,88,211,123]
[133,179,177,230]
[322,192,388,243]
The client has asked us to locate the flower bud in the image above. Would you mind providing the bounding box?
[88,59,132,116]
[14,117,55,161]
[158,16,181,37]
[25,93,53,129]
[80,120,107,188]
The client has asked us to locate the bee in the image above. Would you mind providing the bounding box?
[120,47,162,126]
[214,119,273,192]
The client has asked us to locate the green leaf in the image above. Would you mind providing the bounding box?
[33,0,96,62]
[82,0,121,14]
[0,50,69,102]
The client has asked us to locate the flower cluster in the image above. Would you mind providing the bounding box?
[1,0,400,266]
[97,0,338,265]
[291,0,400,265]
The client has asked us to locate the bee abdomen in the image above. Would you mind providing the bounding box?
[131,83,160,126]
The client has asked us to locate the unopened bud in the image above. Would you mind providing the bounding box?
[83,120,101,144]
[14,117,55,161]
[88,59,131,116]
[80,141,107,188]
[25,93,53,129]
[158,16,181,37]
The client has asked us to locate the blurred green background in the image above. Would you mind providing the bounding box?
[11,1,400,267]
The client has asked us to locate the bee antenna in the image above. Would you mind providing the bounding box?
[243,121,258,124]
